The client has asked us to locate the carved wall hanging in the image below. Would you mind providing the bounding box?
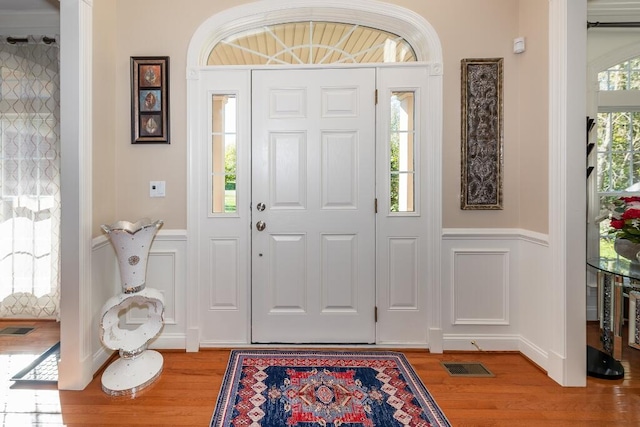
[460,58,503,210]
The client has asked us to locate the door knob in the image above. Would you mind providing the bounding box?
[256,221,266,231]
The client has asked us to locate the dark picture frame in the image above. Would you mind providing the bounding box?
[460,57,503,210]
[131,56,170,144]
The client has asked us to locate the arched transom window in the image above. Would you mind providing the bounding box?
[207,21,416,66]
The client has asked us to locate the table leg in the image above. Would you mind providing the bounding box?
[599,271,613,355]
[613,274,624,361]
[588,270,624,380]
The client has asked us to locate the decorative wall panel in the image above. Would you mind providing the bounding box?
[460,58,503,210]
[452,248,509,325]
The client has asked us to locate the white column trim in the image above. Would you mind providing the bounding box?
[58,0,93,390]
[547,0,587,386]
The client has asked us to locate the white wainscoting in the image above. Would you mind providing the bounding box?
[442,228,551,370]
[91,229,187,370]
[92,228,556,372]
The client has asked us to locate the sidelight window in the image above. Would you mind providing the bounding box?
[210,94,237,214]
[389,91,416,213]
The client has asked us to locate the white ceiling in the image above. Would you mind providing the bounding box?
[0,0,59,13]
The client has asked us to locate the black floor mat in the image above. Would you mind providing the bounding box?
[0,326,35,335]
[10,342,60,385]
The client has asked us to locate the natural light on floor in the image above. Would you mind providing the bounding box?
[0,354,62,425]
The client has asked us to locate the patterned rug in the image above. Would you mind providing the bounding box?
[210,350,451,427]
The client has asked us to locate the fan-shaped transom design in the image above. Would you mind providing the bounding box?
[207,21,416,66]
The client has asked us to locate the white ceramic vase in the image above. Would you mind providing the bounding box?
[99,218,165,396]
[100,218,164,293]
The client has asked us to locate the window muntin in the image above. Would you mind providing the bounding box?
[389,91,415,213]
[208,21,416,66]
[211,94,237,214]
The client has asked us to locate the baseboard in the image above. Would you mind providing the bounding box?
[91,346,113,375]
[442,334,521,352]
[518,335,549,370]
[149,333,187,349]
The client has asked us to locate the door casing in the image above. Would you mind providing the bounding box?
[192,64,435,348]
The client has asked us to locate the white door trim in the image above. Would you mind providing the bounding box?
[186,0,443,351]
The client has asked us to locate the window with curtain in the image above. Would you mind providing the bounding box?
[0,36,60,318]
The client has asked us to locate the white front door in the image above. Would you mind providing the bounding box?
[251,68,376,343]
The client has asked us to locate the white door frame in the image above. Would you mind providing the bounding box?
[191,63,439,348]
[186,0,444,352]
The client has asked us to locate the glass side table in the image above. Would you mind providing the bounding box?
[586,257,640,380]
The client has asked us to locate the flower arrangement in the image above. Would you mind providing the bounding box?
[608,196,640,243]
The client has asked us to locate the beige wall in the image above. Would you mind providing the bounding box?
[92,0,550,235]
[93,0,117,235]
[517,0,549,234]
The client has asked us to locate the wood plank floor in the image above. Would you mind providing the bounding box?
[1,320,640,426]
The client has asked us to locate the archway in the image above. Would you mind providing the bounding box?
[185,0,444,351]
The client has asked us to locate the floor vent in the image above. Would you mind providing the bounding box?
[441,362,494,377]
[0,327,35,336]
[11,342,60,385]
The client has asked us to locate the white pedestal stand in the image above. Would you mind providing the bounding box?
[99,218,164,396]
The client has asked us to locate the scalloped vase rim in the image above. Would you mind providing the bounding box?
[101,218,163,235]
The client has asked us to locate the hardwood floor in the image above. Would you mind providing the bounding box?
[1,320,640,426]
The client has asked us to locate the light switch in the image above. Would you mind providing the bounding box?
[150,181,166,197]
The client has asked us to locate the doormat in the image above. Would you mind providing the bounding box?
[0,326,35,336]
[440,362,494,377]
[11,342,60,385]
[211,350,451,427]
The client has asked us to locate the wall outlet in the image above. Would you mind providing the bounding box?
[150,181,166,197]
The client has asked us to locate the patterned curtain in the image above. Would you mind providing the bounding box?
[0,36,60,318]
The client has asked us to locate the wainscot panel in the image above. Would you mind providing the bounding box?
[442,229,550,361]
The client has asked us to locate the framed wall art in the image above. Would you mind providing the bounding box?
[460,57,503,210]
[131,56,170,144]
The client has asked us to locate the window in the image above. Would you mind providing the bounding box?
[0,38,60,317]
[599,58,640,91]
[596,58,640,257]
[208,21,416,66]
[389,91,416,213]
[210,94,237,214]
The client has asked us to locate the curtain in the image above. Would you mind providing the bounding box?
[0,36,60,318]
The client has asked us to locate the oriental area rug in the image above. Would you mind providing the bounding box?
[210,350,451,427]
